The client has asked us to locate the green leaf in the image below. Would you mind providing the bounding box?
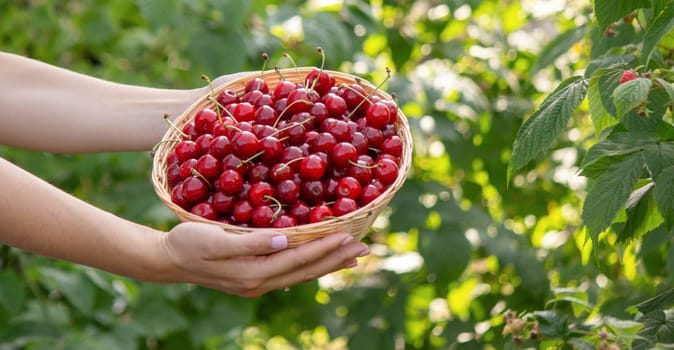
[637,310,674,345]
[133,300,188,338]
[190,299,254,346]
[189,27,247,76]
[533,310,570,338]
[654,78,674,107]
[654,165,674,229]
[612,78,652,119]
[418,224,471,284]
[135,0,179,28]
[619,182,664,243]
[643,142,674,178]
[592,0,650,33]
[532,24,588,74]
[508,76,589,181]
[303,12,355,68]
[580,132,657,169]
[588,70,618,135]
[582,152,644,240]
[636,288,674,314]
[39,267,95,316]
[0,271,25,315]
[642,1,674,66]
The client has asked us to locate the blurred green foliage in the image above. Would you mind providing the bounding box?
[0,0,673,349]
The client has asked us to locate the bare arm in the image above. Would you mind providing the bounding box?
[0,157,368,297]
[0,52,249,153]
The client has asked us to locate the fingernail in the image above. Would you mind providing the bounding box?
[341,235,354,246]
[344,259,358,268]
[271,235,288,250]
[358,247,370,257]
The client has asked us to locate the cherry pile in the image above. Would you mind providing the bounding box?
[163,65,403,228]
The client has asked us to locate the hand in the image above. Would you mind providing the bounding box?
[159,222,370,298]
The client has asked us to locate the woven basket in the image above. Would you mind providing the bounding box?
[152,68,412,247]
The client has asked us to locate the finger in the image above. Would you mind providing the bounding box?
[177,223,289,260]
[264,242,369,293]
[252,234,370,288]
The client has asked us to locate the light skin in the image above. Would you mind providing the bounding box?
[0,52,370,298]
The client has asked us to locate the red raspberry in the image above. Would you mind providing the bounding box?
[619,70,637,84]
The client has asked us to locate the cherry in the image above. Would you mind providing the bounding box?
[194,108,219,134]
[270,162,295,183]
[178,158,198,179]
[381,135,403,157]
[181,122,199,140]
[336,176,361,200]
[276,179,300,204]
[309,132,337,154]
[331,142,358,168]
[259,136,283,163]
[365,101,391,130]
[272,80,297,100]
[289,202,311,224]
[247,163,270,183]
[174,140,200,162]
[254,105,277,125]
[171,184,191,210]
[245,77,269,94]
[167,163,182,187]
[373,158,399,185]
[350,131,369,154]
[332,197,358,216]
[217,89,240,107]
[301,180,326,205]
[299,154,327,180]
[309,204,333,223]
[232,200,253,223]
[218,169,244,195]
[272,215,297,228]
[251,205,275,227]
[191,202,217,220]
[249,181,275,206]
[182,176,210,203]
[305,68,335,95]
[323,92,347,117]
[195,154,221,179]
[231,130,260,158]
[209,135,232,159]
[360,184,381,205]
[212,192,235,214]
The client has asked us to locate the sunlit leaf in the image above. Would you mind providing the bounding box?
[612,78,652,119]
[582,152,644,240]
[580,132,657,169]
[641,1,674,65]
[620,183,664,243]
[508,76,588,182]
[654,166,674,229]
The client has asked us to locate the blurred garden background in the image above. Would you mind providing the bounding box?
[1,0,673,349]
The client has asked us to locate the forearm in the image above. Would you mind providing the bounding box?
[0,157,170,282]
[0,52,206,153]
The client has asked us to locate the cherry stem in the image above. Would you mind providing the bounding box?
[163,114,190,139]
[308,47,326,92]
[275,65,287,81]
[190,168,213,190]
[348,159,380,169]
[345,67,393,119]
[260,53,269,79]
[236,150,265,167]
[208,96,238,123]
[262,195,283,218]
[282,52,302,82]
[201,75,223,121]
[150,139,181,157]
[274,99,314,127]
[270,116,316,137]
[273,157,303,175]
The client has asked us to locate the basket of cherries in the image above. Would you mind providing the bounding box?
[152,51,412,247]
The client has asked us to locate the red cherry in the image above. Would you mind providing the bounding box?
[276,179,300,204]
[273,80,297,100]
[194,134,214,154]
[249,181,275,206]
[299,154,327,180]
[247,163,270,183]
[365,102,391,130]
[195,154,221,179]
[245,77,269,94]
[171,183,191,210]
[304,68,335,95]
[272,215,297,228]
[167,163,182,187]
[309,204,333,223]
[232,102,256,122]
[231,130,260,158]
[309,132,337,154]
[259,136,283,163]
[270,162,295,183]
[336,176,362,200]
[208,135,232,159]
[217,89,240,107]
[323,92,347,117]
[331,142,358,168]
[373,159,399,185]
[254,105,277,125]
[361,126,384,148]
[174,140,200,162]
[350,131,369,155]
[251,205,275,227]
[359,184,381,205]
[178,158,198,179]
[301,180,326,205]
[232,200,253,223]
[332,197,358,216]
[289,202,311,224]
[381,135,403,157]
[194,108,219,134]
[182,176,210,203]
[218,169,244,195]
[191,202,217,220]
[181,122,199,140]
[212,192,235,214]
